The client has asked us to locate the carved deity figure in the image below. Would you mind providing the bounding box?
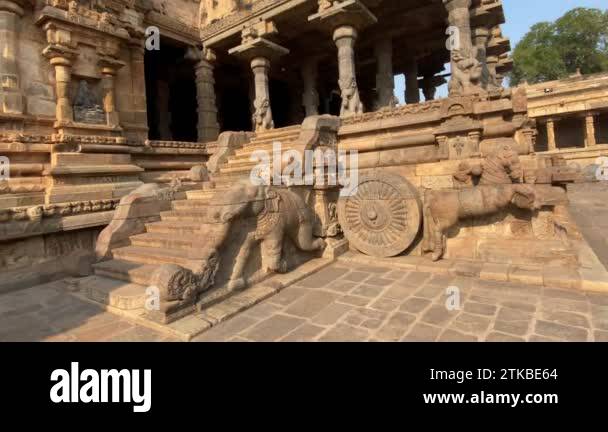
[340,78,364,117]
[423,144,539,261]
[73,80,105,124]
[449,48,483,96]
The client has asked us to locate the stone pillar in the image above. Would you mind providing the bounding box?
[444,0,473,52]
[157,80,171,140]
[49,55,74,124]
[421,77,436,101]
[333,25,364,117]
[100,65,120,127]
[302,58,319,117]
[195,48,220,143]
[473,27,491,89]
[585,114,597,148]
[444,0,480,96]
[251,57,274,132]
[546,118,556,151]
[405,58,420,104]
[486,55,500,88]
[0,0,24,114]
[374,38,395,109]
[129,40,147,127]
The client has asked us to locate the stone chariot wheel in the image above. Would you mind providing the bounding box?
[338,172,422,258]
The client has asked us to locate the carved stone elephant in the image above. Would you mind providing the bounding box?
[209,182,326,291]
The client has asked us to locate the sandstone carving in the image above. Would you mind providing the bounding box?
[423,144,540,261]
[208,182,326,291]
[148,259,219,322]
[449,48,483,97]
[95,183,174,261]
[337,172,422,258]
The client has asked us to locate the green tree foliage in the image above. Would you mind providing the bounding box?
[510,7,608,85]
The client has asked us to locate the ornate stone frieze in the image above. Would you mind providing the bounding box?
[0,199,118,223]
[339,99,443,126]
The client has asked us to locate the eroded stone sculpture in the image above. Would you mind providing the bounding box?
[208,182,326,291]
[423,144,539,261]
[73,80,105,124]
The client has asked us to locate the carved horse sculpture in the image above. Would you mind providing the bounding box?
[210,182,326,290]
[423,144,540,261]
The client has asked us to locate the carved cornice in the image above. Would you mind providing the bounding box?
[144,140,214,150]
[200,0,292,42]
[340,99,443,126]
[36,4,131,40]
[145,10,199,42]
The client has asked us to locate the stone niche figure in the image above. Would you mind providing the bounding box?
[73,80,105,124]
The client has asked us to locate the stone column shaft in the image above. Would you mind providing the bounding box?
[546,119,556,151]
[195,49,219,142]
[129,41,147,126]
[585,114,597,148]
[473,27,491,89]
[0,0,24,114]
[101,67,119,127]
[50,56,73,124]
[302,59,319,117]
[374,38,395,109]
[251,57,274,132]
[444,0,473,52]
[405,58,420,104]
[333,25,363,117]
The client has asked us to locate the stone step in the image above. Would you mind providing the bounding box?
[112,245,203,268]
[130,232,212,251]
[145,221,204,234]
[172,199,212,211]
[250,126,300,142]
[80,274,147,310]
[160,209,209,221]
[92,259,155,285]
[185,189,216,200]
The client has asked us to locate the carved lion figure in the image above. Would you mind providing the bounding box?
[340,78,364,116]
[253,98,274,132]
[449,48,483,96]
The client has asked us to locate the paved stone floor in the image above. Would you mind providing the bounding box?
[1,183,608,342]
[2,263,608,342]
[0,282,179,342]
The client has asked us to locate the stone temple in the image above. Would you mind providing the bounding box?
[1,0,608,341]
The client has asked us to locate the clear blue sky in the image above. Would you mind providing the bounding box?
[395,0,607,103]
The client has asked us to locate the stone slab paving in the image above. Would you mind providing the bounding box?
[191,261,608,342]
[2,261,608,342]
[0,281,177,342]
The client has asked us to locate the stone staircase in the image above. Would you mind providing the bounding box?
[84,125,303,310]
